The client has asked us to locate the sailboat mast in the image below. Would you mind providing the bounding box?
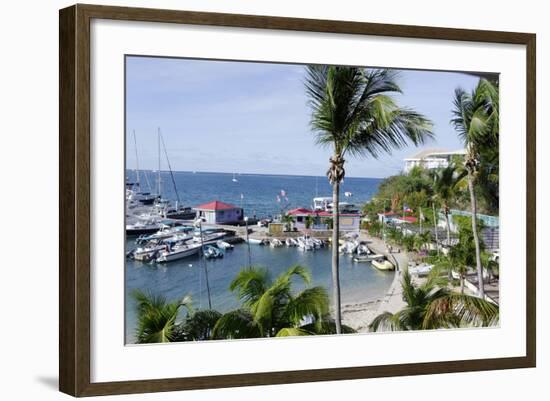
[157,128,162,197]
[159,129,181,205]
[132,130,140,187]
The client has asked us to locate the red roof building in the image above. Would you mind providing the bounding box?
[193,200,243,224]
[395,216,418,224]
[194,200,239,211]
[287,208,314,216]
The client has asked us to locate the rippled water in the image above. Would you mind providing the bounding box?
[125,171,392,343]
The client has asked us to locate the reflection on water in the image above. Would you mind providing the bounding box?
[125,240,394,343]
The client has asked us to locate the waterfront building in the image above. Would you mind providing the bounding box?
[287,208,315,230]
[193,200,243,224]
[403,148,466,173]
[287,208,360,232]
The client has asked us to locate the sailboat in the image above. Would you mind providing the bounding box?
[232,173,238,183]
[127,130,158,206]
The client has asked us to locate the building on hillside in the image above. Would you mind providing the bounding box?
[378,211,399,224]
[403,148,466,173]
[193,200,243,224]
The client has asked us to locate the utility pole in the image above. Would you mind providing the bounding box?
[195,218,212,309]
[244,216,252,268]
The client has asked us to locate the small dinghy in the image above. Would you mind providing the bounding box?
[203,245,224,259]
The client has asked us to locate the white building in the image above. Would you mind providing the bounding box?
[403,148,466,173]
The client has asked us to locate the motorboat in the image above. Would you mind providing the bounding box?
[409,263,434,277]
[203,245,224,259]
[353,253,384,263]
[372,256,395,271]
[245,238,263,245]
[193,231,227,243]
[297,236,315,251]
[126,219,163,236]
[285,238,298,247]
[216,240,234,250]
[155,242,202,263]
[136,225,193,244]
[270,238,283,248]
[356,243,370,255]
[311,238,324,248]
[128,241,167,262]
[341,240,359,254]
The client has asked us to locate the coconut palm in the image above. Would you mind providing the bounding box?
[305,66,434,333]
[369,270,498,332]
[213,265,339,339]
[431,165,464,249]
[132,290,192,343]
[415,230,433,252]
[430,165,466,279]
[281,213,295,231]
[451,79,499,297]
[304,214,315,230]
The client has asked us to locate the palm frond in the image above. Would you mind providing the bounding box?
[275,327,314,337]
[301,320,357,334]
[369,311,408,332]
[180,309,222,341]
[284,286,329,326]
[212,309,262,339]
[423,293,499,329]
[305,65,434,159]
[229,267,270,308]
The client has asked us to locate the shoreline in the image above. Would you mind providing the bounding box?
[341,232,408,332]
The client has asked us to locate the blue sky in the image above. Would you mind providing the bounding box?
[126,56,479,178]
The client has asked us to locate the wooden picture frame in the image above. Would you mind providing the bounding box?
[59,3,536,397]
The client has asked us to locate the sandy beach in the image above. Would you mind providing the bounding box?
[341,232,409,332]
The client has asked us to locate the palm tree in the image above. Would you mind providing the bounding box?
[213,265,342,339]
[431,165,466,279]
[305,66,434,333]
[174,309,222,341]
[431,165,464,249]
[415,231,433,253]
[451,79,499,298]
[281,213,295,232]
[132,290,192,343]
[369,270,498,332]
[304,214,315,230]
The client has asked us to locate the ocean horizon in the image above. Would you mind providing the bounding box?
[126,169,383,218]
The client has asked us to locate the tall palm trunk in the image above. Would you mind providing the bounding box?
[444,208,451,247]
[444,206,452,280]
[432,203,439,256]
[331,181,342,334]
[467,173,485,298]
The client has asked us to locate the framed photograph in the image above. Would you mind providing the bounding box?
[59,4,536,397]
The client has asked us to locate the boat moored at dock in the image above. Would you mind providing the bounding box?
[371,256,395,271]
[155,242,202,263]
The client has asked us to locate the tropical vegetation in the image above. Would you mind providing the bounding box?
[451,78,499,297]
[369,269,499,332]
[132,265,355,344]
[304,66,434,333]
